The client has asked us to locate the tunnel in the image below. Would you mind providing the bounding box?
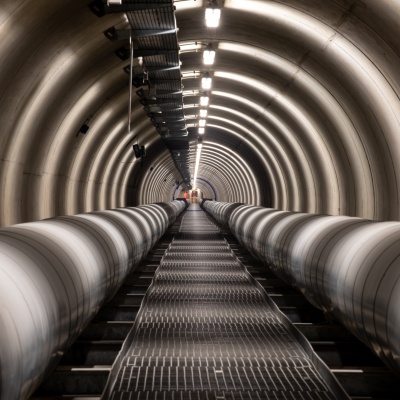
[1,0,400,399]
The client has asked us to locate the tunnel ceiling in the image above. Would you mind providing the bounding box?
[0,0,400,226]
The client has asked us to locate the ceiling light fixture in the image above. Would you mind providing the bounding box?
[199,109,208,118]
[200,96,209,106]
[199,119,206,127]
[203,44,216,65]
[198,127,205,134]
[205,7,221,28]
[201,73,212,89]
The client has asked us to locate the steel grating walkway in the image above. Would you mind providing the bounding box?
[103,204,348,400]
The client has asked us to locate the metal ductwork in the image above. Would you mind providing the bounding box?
[0,200,186,400]
[203,201,400,376]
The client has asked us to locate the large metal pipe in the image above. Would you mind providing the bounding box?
[0,201,186,400]
[204,201,400,375]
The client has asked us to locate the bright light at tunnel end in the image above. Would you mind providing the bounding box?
[193,143,203,189]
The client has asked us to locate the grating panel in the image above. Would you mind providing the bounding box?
[103,204,347,399]
[125,0,191,186]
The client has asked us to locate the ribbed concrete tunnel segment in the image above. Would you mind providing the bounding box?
[1,0,400,399]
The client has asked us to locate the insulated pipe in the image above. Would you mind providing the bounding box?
[203,201,243,227]
[203,201,400,375]
[0,201,186,400]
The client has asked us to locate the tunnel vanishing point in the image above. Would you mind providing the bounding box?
[1,1,400,399]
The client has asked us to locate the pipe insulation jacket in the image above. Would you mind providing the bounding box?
[0,201,186,400]
[203,201,400,375]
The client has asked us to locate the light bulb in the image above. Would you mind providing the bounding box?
[203,49,215,65]
[205,8,221,28]
[202,76,212,89]
[200,96,209,106]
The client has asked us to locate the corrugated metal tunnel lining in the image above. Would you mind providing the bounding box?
[1,1,400,223]
[102,204,349,399]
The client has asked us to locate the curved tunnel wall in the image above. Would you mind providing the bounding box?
[204,200,400,376]
[1,0,400,397]
[177,0,400,218]
[0,200,186,400]
[0,1,399,225]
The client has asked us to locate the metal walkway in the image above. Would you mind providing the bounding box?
[103,204,348,399]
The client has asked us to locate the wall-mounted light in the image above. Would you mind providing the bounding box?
[205,7,221,28]
[200,96,209,106]
[132,144,146,159]
[203,44,216,65]
[77,115,94,136]
[132,144,141,159]
[107,0,122,4]
[79,123,90,134]
[201,73,212,89]
[199,109,208,118]
[199,119,206,127]
[198,127,205,134]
